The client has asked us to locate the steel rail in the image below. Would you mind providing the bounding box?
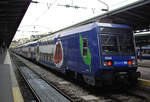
[11,55,41,102]
[10,53,74,102]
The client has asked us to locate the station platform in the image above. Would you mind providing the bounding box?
[138,59,150,68]
[1,51,24,102]
[138,67,150,80]
[137,59,150,87]
[138,59,150,80]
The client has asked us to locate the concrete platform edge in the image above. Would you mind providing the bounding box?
[4,51,24,102]
[138,78,150,87]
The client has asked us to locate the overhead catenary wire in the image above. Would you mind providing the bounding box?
[21,0,130,33]
[31,0,58,25]
[31,0,107,25]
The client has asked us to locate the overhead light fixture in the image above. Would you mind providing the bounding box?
[31,0,39,4]
[97,0,109,11]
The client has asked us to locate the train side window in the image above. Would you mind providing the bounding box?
[43,54,45,60]
[47,54,49,61]
[48,41,50,44]
[46,54,48,61]
[45,54,47,61]
[42,54,44,60]
[39,52,41,59]
[45,54,47,60]
[83,38,88,57]
[147,50,149,54]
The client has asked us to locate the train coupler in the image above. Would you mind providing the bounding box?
[128,71,141,80]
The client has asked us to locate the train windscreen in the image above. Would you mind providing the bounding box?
[100,27,135,56]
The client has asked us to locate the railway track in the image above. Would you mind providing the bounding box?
[10,53,73,102]
[102,91,148,102]
[10,52,150,102]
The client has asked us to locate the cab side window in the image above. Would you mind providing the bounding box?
[83,38,88,57]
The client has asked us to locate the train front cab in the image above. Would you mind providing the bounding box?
[97,24,140,85]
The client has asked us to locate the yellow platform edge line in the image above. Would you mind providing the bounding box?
[12,87,24,102]
[138,78,150,87]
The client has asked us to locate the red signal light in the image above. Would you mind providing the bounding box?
[107,61,112,66]
[128,60,132,65]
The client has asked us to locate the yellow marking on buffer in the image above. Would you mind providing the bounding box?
[12,87,24,102]
[138,78,150,87]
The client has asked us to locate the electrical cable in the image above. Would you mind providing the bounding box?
[31,0,58,25]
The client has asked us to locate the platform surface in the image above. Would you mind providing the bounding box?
[138,59,150,68]
[4,51,24,102]
[138,67,150,80]
[0,64,14,102]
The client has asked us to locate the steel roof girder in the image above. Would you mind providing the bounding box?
[125,11,147,20]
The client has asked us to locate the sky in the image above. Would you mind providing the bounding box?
[13,0,138,40]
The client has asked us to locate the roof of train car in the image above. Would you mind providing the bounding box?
[136,46,150,49]
[15,22,133,48]
[135,32,150,36]
[45,22,132,38]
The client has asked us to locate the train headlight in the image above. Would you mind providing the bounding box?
[103,61,107,67]
[103,61,112,67]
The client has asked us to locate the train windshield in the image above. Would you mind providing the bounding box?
[100,27,135,56]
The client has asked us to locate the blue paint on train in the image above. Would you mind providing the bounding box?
[136,46,150,60]
[36,23,136,77]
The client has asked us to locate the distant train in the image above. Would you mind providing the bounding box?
[135,32,150,60]
[12,22,140,86]
[136,46,150,59]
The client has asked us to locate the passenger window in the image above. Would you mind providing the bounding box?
[44,54,46,60]
[47,54,49,61]
[83,38,88,57]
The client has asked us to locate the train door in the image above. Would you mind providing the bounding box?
[79,34,92,73]
[61,39,68,70]
[36,45,40,61]
[34,46,36,59]
[97,27,104,68]
[28,47,31,58]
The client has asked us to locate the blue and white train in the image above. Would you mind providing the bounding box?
[136,46,150,59]
[12,22,140,86]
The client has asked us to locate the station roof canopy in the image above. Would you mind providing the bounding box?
[71,0,150,32]
[1,0,150,47]
[0,0,31,48]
